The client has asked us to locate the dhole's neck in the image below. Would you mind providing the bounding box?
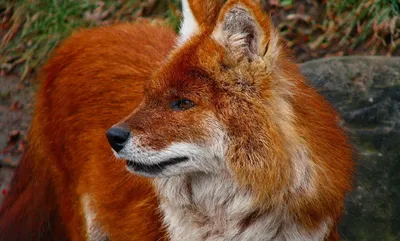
[155,173,330,241]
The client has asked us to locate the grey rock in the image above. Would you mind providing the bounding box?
[301,56,400,241]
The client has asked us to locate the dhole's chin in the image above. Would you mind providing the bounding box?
[125,157,189,178]
[112,138,211,177]
[112,137,225,178]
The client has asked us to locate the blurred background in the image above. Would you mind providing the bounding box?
[0,0,399,240]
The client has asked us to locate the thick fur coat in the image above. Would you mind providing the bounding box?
[0,1,353,240]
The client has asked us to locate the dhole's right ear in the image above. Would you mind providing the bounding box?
[211,0,281,65]
[179,0,224,44]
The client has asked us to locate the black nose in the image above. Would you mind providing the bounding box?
[106,126,131,152]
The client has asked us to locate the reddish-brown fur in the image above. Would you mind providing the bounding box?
[0,0,353,240]
[188,0,223,28]
[0,22,175,241]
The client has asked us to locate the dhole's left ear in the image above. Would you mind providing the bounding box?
[211,0,280,63]
[179,0,224,43]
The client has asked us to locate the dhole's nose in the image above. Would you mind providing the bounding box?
[106,126,131,152]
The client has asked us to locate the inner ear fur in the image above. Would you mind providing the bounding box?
[211,0,280,63]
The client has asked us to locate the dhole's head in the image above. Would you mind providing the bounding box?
[107,0,320,195]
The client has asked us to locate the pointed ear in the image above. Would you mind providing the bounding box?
[211,0,280,63]
[179,0,224,44]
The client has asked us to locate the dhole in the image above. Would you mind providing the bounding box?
[0,0,353,240]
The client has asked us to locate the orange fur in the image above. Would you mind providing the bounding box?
[0,22,175,241]
[0,1,353,240]
[188,0,224,29]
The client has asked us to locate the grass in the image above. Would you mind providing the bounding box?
[320,0,400,54]
[0,0,181,79]
[0,0,399,80]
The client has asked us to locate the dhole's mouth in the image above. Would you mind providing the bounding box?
[126,156,189,174]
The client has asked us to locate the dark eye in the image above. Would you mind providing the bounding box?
[170,98,195,111]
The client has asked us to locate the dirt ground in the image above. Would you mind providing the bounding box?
[0,74,34,201]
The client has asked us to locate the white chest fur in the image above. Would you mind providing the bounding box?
[155,174,330,241]
[82,195,108,241]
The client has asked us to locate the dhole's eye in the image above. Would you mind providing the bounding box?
[170,98,195,111]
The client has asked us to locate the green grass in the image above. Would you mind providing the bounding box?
[0,0,181,79]
[1,0,96,79]
[321,0,400,52]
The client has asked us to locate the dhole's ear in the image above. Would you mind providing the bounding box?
[211,0,280,63]
[179,0,224,43]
